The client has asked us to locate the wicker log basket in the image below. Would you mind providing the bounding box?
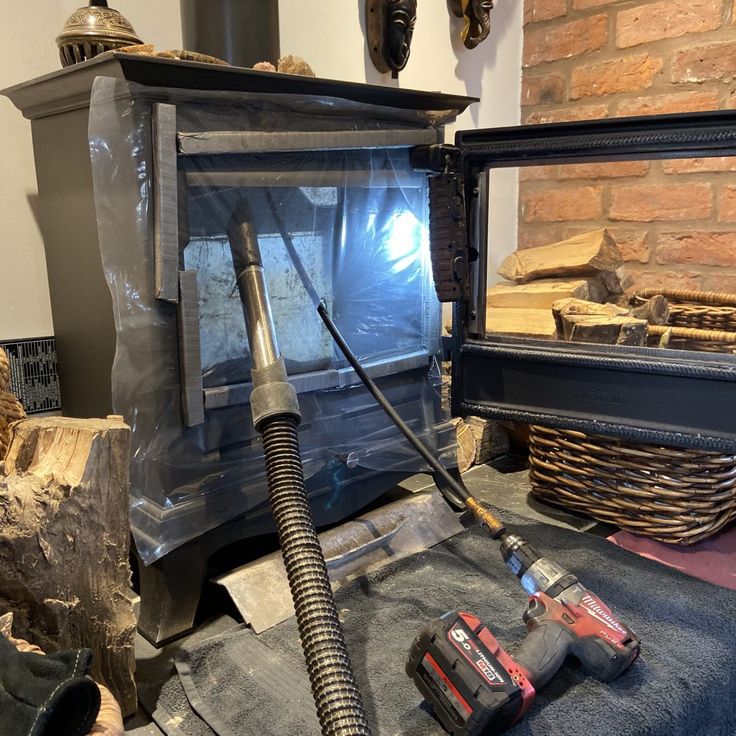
[529,426,736,545]
[636,288,736,352]
[530,288,736,545]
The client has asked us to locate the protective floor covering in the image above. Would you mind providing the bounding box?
[155,508,736,735]
[610,527,736,590]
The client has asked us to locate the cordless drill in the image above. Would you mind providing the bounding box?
[407,534,640,735]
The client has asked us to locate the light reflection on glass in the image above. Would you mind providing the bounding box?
[383,209,427,274]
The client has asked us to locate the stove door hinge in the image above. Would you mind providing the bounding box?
[411,145,469,303]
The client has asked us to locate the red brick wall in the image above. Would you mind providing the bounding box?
[519,0,736,294]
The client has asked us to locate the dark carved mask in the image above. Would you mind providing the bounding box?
[367,0,418,77]
[386,0,417,72]
[448,0,493,49]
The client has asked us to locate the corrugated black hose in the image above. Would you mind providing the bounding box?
[260,416,371,735]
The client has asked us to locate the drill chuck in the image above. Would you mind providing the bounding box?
[500,534,541,579]
[500,534,578,597]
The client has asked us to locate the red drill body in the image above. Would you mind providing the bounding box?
[407,535,640,735]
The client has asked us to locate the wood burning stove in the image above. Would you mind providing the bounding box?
[7,55,736,645]
[4,55,474,644]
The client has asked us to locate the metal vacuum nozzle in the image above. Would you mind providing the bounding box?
[227,200,300,431]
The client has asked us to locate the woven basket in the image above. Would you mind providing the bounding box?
[529,425,736,545]
[636,288,736,353]
[0,347,25,459]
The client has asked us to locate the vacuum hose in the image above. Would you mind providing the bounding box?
[228,201,372,736]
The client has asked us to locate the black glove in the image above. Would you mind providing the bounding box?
[0,634,101,736]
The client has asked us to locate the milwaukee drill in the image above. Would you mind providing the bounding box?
[407,533,640,735]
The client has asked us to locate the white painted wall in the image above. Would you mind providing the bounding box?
[0,0,182,341]
[0,0,522,341]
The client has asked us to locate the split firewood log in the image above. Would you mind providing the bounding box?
[552,298,648,346]
[498,229,622,284]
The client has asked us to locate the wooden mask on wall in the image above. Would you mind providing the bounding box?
[448,0,494,49]
[367,0,418,78]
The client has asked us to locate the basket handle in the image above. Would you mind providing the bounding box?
[649,324,736,343]
[636,288,736,307]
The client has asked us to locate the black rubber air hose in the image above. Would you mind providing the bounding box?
[263,188,506,539]
[316,303,505,538]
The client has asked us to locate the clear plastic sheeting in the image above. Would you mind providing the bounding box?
[89,78,455,564]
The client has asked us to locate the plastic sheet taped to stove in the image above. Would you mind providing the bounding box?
[88,77,456,563]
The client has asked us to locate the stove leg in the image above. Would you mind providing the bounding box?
[135,545,208,647]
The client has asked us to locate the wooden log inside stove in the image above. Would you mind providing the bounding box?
[552,298,648,346]
[487,277,608,309]
[0,416,137,716]
[498,229,622,284]
[486,307,558,339]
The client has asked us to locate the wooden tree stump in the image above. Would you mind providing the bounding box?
[0,416,136,716]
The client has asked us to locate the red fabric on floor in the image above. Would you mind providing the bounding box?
[608,526,736,591]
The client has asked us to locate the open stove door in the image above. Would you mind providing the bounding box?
[428,111,736,451]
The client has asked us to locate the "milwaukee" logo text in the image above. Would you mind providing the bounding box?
[581,594,628,637]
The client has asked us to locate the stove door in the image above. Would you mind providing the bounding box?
[450,112,736,450]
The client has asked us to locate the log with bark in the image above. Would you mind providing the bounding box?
[0,416,136,716]
[464,416,510,465]
[498,229,622,284]
[631,294,670,325]
[452,418,477,473]
[552,298,648,346]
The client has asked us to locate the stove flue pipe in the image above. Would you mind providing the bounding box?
[227,200,372,736]
[180,0,280,68]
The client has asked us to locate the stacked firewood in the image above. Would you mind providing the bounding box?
[487,229,624,338]
[442,362,511,471]
[443,229,675,461]
[487,228,673,346]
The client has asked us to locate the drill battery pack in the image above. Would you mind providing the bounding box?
[406,611,535,736]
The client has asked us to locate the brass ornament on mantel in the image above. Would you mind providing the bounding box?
[448,0,494,50]
[56,0,143,67]
[366,0,418,78]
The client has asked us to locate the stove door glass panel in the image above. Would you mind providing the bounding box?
[181,150,437,389]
